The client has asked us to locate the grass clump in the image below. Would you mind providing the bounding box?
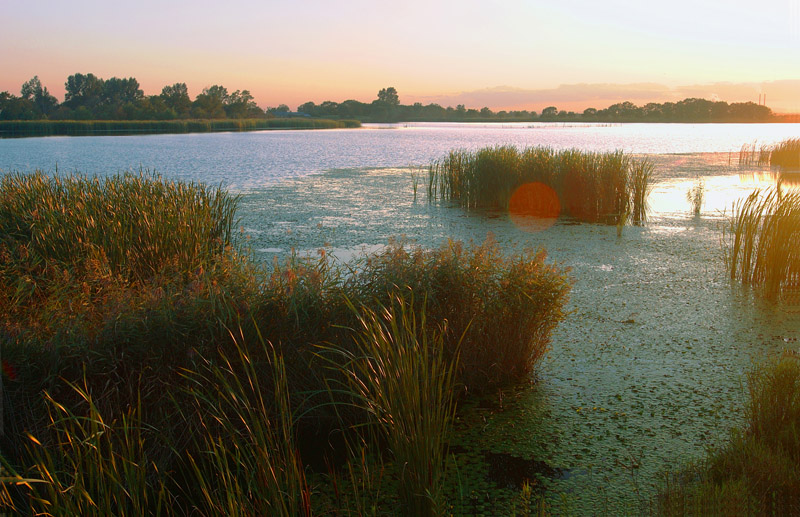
[0,170,571,514]
[739,138,800,172]
[686,177,705,216]
[658,354,800,515]
[0,383,172,516]
[769,138,800,171]
[426,145,653,226]
[724,187,800,297]
[180,331,312,517]
[350,237,571,391]
[323,296,460,516]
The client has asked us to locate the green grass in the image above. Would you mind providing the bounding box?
[723,187,800,297]
[321,296,460,515]
[426,145,653,225]
[0,171,570,515]
[658,354,800,515]
[0,118,360,137]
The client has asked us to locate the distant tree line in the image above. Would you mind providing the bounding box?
[0,74,270,120]
[299,89,775,123]
[0,78,777,123]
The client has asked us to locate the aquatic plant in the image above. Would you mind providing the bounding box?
[686,177,705,216]
[350,237,571,391]
[0,382,172,516]
[724,187,800,297]
[426,145,653,226]
[181,331,312,517]
[326,296,460,515]
[658,354,800,515]
[738,141,772,167]
[769,138,800,171]
[0,170,572,514]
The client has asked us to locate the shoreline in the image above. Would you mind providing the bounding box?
[0,118,361,138]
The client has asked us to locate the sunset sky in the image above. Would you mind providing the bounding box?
[3,0,799,112]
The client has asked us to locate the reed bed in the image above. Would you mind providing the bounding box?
[0,118,360,137]
[769,138,800,171]
[723,187,800,297]
[738,141,773,167]
[0,171,570,514]
[427,145,653,225]
[658,354,800,515]
[0,170,237,282]
[739,138,800,171]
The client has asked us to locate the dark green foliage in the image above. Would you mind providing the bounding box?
[427,145,653,225]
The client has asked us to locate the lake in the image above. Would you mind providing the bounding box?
[2,122,799,191]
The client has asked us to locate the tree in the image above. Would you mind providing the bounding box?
[377,87,399,106]
[297,101,317,116]
[102,77,143,106]
[64,73,105,110]
[20,76,58,116]
[0,91,38,120]
[225,90,261,118]
[541,106,558,118]
[160,83,192,117]
[193,85,228,118]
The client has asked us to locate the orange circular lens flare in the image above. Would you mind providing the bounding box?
[508,182,561,231]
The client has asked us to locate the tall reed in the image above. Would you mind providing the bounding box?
[426,145,652,225]
[0,170,238,282]
[769,138,800,171]
[724,187,800,297]
[325,297,460,516]
[0,382,171,516]
[350,237,571,391]
[180,329,312,517]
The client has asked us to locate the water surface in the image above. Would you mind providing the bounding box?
[2,122,799,190]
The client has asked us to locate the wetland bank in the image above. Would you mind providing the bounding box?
[1,123,799,514]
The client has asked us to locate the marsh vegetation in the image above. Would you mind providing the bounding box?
[426,145,653,226]
[0,171,569,515]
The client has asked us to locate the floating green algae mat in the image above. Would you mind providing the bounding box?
[238,154,799,513]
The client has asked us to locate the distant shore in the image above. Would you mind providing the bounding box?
[0,118,361,138]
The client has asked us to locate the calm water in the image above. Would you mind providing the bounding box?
[1,122,799,191]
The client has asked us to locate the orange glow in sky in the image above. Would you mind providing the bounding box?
[2,0,799,112]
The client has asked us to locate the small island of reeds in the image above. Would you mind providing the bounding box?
[426,145,653,226]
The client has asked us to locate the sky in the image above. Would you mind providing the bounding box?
[2,0,800,113]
